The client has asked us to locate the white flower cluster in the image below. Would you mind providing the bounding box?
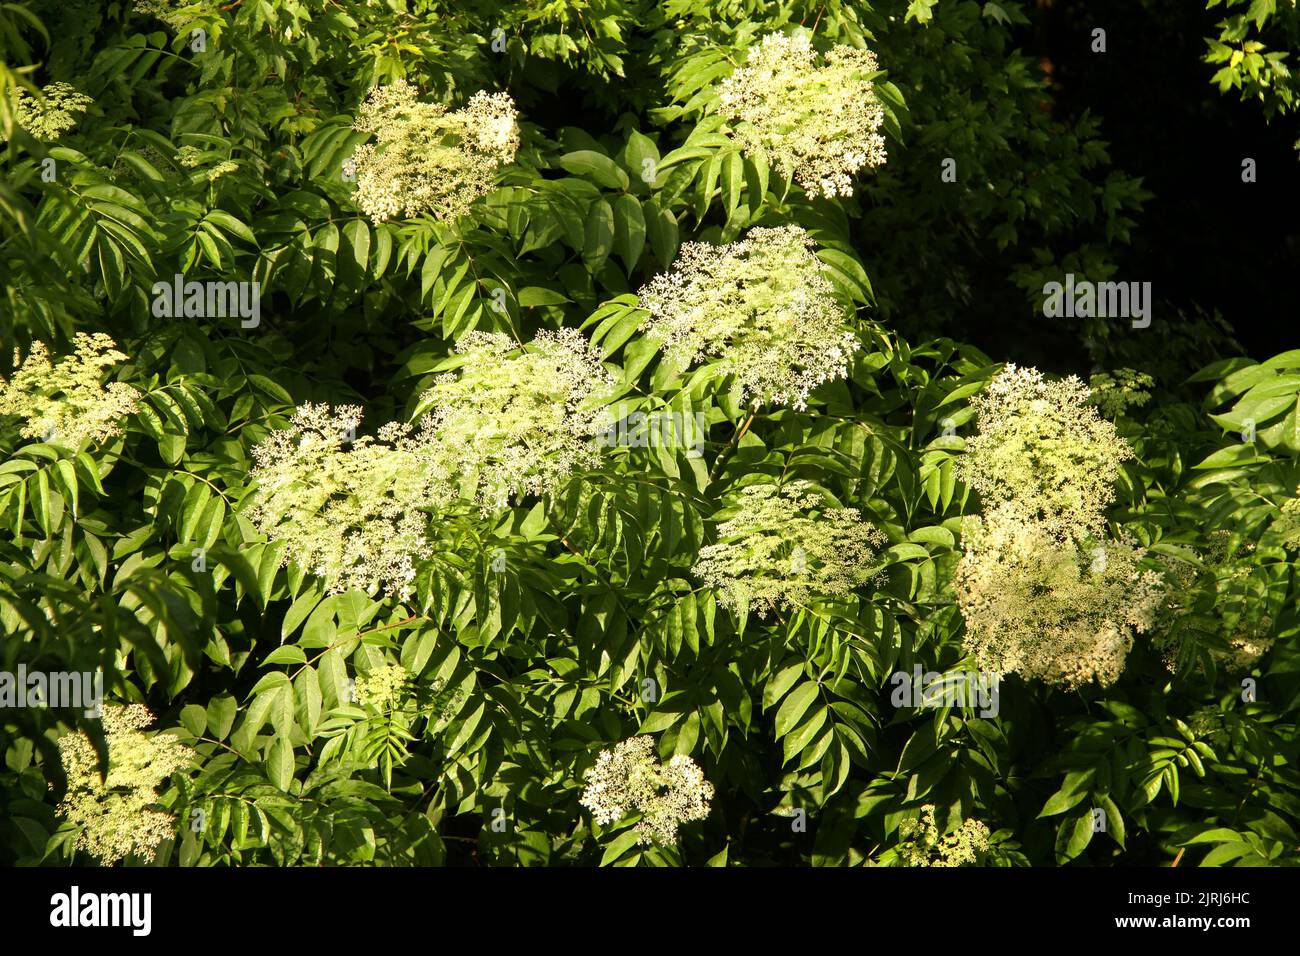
[637,224,858,410]
[249,330,613,598]
[896,804,991,867]
[417,328,616,513]
[5,81,92,141]
[0,333,141,448]
[248,403,444,601]
[354,662,410,710]
[692,480,886,617]
[56,704,194,865]
[176,145,204,168]
[956,507,1166,688]
[954,366,1166,688]
[579,736,713,846]
[1221,631,1275,672]
[956,364,1133,542]
[717,32,887,198]
[350,80,519,223]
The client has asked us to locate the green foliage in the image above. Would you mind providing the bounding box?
[1204,0,1300,121]
[0,0,1296,869]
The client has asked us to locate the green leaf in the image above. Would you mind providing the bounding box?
[560,150,630,191]
[518,286,571,307]
[180,704,208,737]
[583,199,616,272]
[782,707,828,764]
[205,209,257,245]
[1039,787,1090,818]
[599,827,641,865]
[283,589,324,640]
[263,645,308,666]
[611,194,646,273]
[206,695,237,741]
[643,197,678,266]
[266,734,294,791]
[1057,811,1095,862]
[1098,794,1126,849]
[774,682,820,738]
[763,662,804,710]
[906,0,939,25]
[621,130,660,188]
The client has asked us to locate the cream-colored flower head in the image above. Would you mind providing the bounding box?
[207,160,240,182]
[5,81,92,141]
[417,329,616,513]
[717,31,887,198]
[349,80,519,223]
[1218,631,1275,672]
[637,224,858,410]
[896,804,990,867]
[0,333,140,448]
[354,662,410,710]
[957,364,1133,542]
[955,506,1166,689]
[579,736,713,846]
[249,403,443,601]
[56,703,194,865]
[692,480,886,617]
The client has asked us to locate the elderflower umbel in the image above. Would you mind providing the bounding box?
[717,31,887,199]
[956,364,1134,542]
[417,329,616,513]
[895,804,990,867]
[579,736,713,846]
[692,480,886,617]
[207,160,240,182]
[637,224,858,410]
[349,80,519,223]
[955,507,1166,689]
[1220,629,1275,672]
[5,82,92,141]
[248,403,443,601]
[0,333,141,447]
[354,662,410,710]
[56,703,194,865]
